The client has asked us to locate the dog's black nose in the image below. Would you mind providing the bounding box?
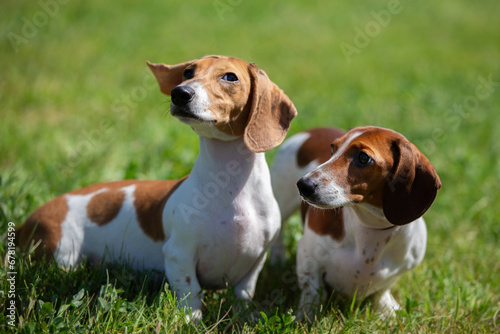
[297,177,318,199]
[171,86,195,107]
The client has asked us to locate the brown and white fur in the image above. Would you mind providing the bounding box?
[16,55,297,322]
[270,127,441,320]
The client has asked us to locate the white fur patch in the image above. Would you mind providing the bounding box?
[189,82,212,120]
[312,170,349,208]
[271,132,313,219]
[55,185,165,269]
[170,82,213,123]
[330,130,363,161]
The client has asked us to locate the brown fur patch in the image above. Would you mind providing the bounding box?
[133,178,187,242]
[87,189,126,225]
[206,58,253,137]
[72,180,136,226]
[301,202,345,241]
[17,195,68,258]
[297,127,346,168]
[243,66,297,152]
[73,178,188,241]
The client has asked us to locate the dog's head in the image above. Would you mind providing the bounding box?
[147,55,297,152]
[297,126,442,226]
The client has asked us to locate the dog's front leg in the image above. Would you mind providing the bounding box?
[370,289,400,317]
[296,271,325,322]
[295,239,327,322]
[234,251,267,301]
[232,251,267,319]
[162,241,203,323]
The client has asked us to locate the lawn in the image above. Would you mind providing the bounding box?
[1,0,499,332]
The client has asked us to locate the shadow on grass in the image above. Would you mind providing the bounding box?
[12,251,301,332]
[10,247,410,333]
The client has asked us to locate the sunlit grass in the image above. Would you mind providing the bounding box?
[1,0,499,332]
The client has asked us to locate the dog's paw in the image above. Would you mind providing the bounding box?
[371,290,400,318]
[184,309,203,324]
[295,303,318,323]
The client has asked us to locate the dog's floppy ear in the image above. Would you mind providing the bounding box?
[244,64,297,153]
[383,139,442,225]
[147,60,194,95]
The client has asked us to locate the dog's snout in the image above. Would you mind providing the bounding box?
[297,177,318,199]
[171,86,195,107]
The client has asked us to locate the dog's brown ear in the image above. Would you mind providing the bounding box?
[147,60,194,95]
[244,64,297,153]
[383,140,442,225]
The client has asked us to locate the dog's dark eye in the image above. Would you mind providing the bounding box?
[183,68,195,80]
[222,73,238,82]
[330,143,336,157]
[356,152,372,166]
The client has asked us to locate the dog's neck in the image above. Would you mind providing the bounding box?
[345,203,395,230]
[343,205,400,258]
[190,136,264,184]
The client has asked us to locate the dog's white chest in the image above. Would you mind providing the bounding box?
[321,234,399,297]
[304,213,427,298]
[163,148,280,288]
[194,210,272,288]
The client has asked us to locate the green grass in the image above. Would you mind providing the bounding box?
[1,0,499,332]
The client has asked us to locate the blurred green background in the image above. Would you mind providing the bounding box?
[1,0,499,331]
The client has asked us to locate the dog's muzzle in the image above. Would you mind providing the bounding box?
[171,86,195,107]
[297,177,319,202]
[170,86,200,120]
